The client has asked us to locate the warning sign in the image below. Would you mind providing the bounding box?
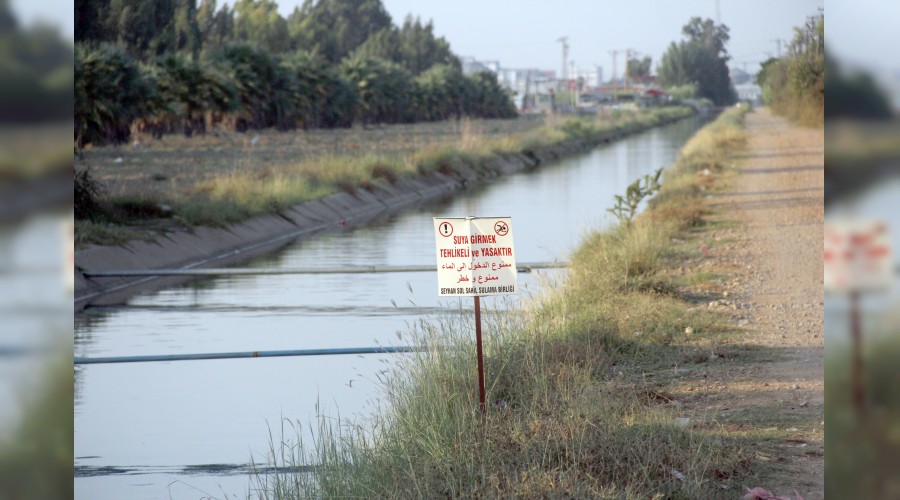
[824,220,892,293]
[434,217,517,296]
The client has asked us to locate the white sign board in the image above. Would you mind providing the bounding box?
[824,220,892,293]
[434,217,517,297]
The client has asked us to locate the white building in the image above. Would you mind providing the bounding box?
[735,83,763,104]
[573,65,603,89]
[460,57,569,111]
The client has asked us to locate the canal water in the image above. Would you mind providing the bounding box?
[74,116,708,499]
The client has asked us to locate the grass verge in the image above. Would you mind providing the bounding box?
[250,105,755,498]
[825,327,900,498]
[75,107,693,247]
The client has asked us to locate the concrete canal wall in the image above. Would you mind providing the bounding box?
[74,112,692,310]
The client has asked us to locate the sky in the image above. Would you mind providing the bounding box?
[281,0,826,76]
[10,0,899,78]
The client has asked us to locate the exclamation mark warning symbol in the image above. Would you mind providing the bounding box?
[439,221,453,237]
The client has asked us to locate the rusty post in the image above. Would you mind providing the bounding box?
[474,295,486,412]
[850,291,865,415]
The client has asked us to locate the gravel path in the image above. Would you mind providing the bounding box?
[684,109,824,498]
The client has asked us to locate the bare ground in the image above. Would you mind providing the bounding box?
[677,109,824,498]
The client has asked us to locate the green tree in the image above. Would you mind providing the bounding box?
[414,63,468,121]
[75,0,112,43]
[823,55,891,121]
[757,14,827,124]
[172,0,201,60]
[233,0,290,53]
[658,17,736,105]
[147,54,237,135]
[287,0,393,63]
[464,71,517,119]
[352,16,459,76]
[397,15,459,75]
[341,54,414,125]
[107,0,178,58]
[285,51,357,128]
[75,43,149,146]
[76,0,199,60]
[210,42,295,130]
[0,1,74,122]
[197,0,234,56]
[352,26,402,65]
[625,56,652,83]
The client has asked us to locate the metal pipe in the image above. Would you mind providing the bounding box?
[74,345,422,365]
[82,261,569,278]
[0,345,55,358]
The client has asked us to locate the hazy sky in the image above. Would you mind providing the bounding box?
[15,0,899,77]
[827,0,900,74]
[281,0,825,75]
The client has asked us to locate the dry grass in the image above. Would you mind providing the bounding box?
[75,108,693,246]
[77,118,545,201]
[0,122,72,180]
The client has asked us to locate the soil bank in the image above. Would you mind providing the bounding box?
[680,108,824,497]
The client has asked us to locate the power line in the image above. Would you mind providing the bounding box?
[74,346,424,365]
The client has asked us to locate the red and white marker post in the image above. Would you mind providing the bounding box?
[434,216,517,412]
[824,220,892,415]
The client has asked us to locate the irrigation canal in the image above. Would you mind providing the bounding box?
[74,115,710,499]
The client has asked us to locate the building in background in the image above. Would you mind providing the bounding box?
[735,82,763,104]
[461,56,560,112]
[573,65,603,89]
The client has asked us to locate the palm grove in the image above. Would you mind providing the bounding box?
[74,0,517,148]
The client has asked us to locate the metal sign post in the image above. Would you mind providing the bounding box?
[849,291,864,413]
[434,216,518,412]
[824,220,892,416]
[474,295,486,411]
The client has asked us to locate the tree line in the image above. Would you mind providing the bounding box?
[657,17,736,106]
[74,0,517,148]
[755,13,825,124]
[0,1,72,124]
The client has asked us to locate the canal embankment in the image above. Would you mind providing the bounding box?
[252,105,759,498]
[75,107,694,309]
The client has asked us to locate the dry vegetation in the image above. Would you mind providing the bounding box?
[78,118,544,200]
[75,108,691,247]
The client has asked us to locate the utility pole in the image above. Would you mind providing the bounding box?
[608,49,623,86]
[772,38,784,58]
[624,49,633,86]
[715,0,721,24]
[557,37,569,86]
[571,59,578,106]
[608,49,627,100]
[523,70,532,111]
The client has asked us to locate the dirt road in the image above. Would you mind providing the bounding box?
[683,109,824,498]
